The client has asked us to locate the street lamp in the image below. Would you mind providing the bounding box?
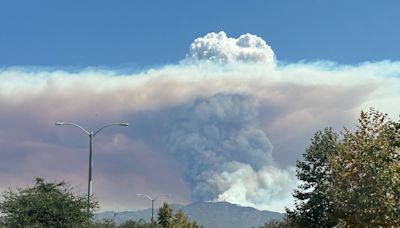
[136,193,170,223]
[55,121,128,213]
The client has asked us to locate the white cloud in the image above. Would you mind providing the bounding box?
[187,31,275,64]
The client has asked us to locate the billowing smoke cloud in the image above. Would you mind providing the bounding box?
[164,94,296,211]
[187,31,275,64]
[0,32,400,212]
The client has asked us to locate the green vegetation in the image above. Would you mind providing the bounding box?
[93,217,162,228]
[286,109,400,227]
[157,202,173,227]
[157,202,203,228]
[0,180,202,228]
[94,202,203,228]
[259,219,292,228]
[286,128,339,227]
[0,177,97,227]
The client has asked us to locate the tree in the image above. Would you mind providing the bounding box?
[157,203,203,228]
[0,177,98,227]
[93,218,163,228]
[93,217,117,228]
[287,109,400,227]
[119,219,153,228]
[331,109,400,227]
[286,128,339,227]
[118,219,162,228]
[259,219,293,228]
[170,210,203,228]
[157,202,173,227]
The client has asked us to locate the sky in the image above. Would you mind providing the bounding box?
[1,1,400,213]
[1,0,400,67]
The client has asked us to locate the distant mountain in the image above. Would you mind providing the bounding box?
[96,201,284,228]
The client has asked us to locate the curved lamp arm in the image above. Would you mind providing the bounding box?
[137,193,153,201]
[154,194,170,201]
[93,123,129,136]
[55,122,90,135]
[55,122,128,136]
[137,193,170,201]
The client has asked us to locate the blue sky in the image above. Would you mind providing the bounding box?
[1,0,400,67]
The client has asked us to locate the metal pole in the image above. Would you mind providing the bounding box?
[151,199,154,224]
[87,132,93,214]
[55,122,128,214]
[136,193,170,224]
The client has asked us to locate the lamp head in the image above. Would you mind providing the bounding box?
[120,123,129,126]
[55,122,65,125]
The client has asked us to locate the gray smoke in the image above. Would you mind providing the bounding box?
[164,93,295,210]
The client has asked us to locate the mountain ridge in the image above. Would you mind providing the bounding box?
[96,201,283,228]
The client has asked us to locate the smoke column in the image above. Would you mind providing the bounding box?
[164,93,296,211]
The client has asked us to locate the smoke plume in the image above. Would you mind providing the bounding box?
[164,93,296,211]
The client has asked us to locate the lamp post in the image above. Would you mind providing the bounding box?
[136,193,169,223]
[55,121,128,213]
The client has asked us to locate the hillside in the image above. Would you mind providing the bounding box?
[96,201,283,228]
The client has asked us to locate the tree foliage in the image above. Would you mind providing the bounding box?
[286,128,339,227]
[157,202,173,227]
[157,202,203,228]
[331,109,400,227]
[0,178,98,228]
[259,219,293,228]
[94,218,162,228]
[0,179,203,228]
[170,209,203,228]
[287,109,400,227]
[94,203,203,228]
[119,219,162,228]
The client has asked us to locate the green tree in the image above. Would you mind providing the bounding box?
[93,217,117,228]
[157,202,173,227]
[259,219,293,228]
[157,203,203,228]
[118,219,162,228]
[331,109,400,227]
[287,109,400,227]
[170,210,204,228]
[93,218,163,228]
[0,217,5,228]
[0,177,98,228]
[286,128,339,227]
